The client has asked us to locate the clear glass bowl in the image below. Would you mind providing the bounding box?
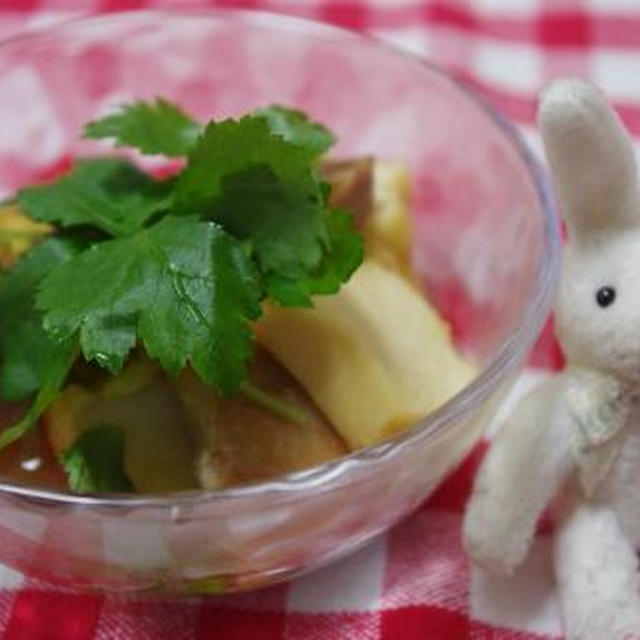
[0,10,559,593]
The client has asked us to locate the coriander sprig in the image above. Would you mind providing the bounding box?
[0,99,363,450]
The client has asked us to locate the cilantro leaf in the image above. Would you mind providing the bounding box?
[174,116,327,279]
[305,209,364,294]
[253,105,334,155]
[0,351,76,451]
[0,237,81,402]
[84,98,201,157]
[267,209,363,307]
[37,216,262,395]
[60,424,134,493]
[0,237,80,450]
[17,158,174,237]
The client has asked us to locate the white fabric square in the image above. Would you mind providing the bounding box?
[587,0,640,11]
[287,536,386,613]
[0,564,24,591]
[0,510,48,546]
[473,40,543,94]
[592,50,640,102]
[373,27,430,58]
[470,537,563,636]
[103,521,171,571]
[474,0,539,14]
[24,11,79,32]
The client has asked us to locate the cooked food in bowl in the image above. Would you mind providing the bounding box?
[0,99,473,494]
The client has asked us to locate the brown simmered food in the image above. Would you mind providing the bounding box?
[0,156,473,492]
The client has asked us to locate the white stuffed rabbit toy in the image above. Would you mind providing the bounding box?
[464,78,640,640]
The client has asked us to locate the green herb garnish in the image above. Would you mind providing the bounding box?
[16,158,175,236]
[84,98,201,157]
[0,99,363,457]
[60,424,134,493]
[37,215,262,393]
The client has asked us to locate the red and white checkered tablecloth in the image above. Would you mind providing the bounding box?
[0,0,638,638]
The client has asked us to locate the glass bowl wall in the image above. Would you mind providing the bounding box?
[0,10,559,593]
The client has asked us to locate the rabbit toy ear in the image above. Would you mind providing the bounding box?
[538,78,640,240]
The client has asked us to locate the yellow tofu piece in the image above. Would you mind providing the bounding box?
[364,161,413,277]
[0,203,51,268]
[255,259,475,450]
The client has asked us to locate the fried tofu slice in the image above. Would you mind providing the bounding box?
[175,349,347,489]
[320,156,374,224]
[364,161,414,278]
[255,259,475,450]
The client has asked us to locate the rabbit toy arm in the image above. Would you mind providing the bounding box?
[463,378,574,575]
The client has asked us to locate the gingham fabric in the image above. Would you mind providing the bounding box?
[0,1,637,638]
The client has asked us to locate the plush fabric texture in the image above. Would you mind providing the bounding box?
[1,2,640,639]
[465,80,640,640]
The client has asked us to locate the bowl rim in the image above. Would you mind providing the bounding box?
[0,7,561,508]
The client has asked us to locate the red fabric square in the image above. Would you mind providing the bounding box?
[319,2,370,30]
[527,317,565,371]
[380,605,469,640]
[537,11,592,47]
[286,612,379,639]
[3,590,102,640]
[425,442,488,514]
[425,2,477,32]
[95,599,200,640]
[206,0,263,8]
[0,0,40,10]
[195,608,286,640]
[99,0,148,11]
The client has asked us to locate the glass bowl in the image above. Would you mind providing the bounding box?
[0,9,559,593]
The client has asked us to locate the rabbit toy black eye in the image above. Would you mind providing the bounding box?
[596,286,616,308]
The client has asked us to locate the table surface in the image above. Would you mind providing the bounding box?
[0,1,638,638]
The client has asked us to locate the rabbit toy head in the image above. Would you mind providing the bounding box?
[540,79,640,381]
